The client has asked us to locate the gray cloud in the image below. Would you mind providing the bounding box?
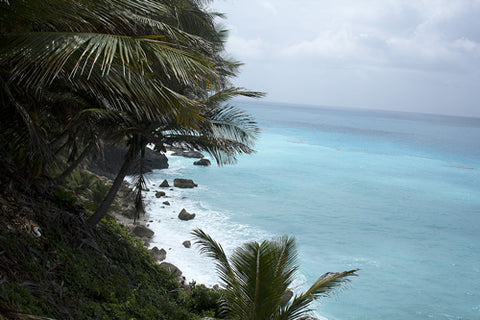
[211,0,480,116]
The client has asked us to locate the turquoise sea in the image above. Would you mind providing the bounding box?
[144,101,480,320]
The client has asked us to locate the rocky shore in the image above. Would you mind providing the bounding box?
[92,146,207,288]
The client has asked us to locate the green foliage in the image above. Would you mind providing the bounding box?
[53,187,78,209]
[193,228,358,320]
[0,215,214,319]
[66,169,98,195]
[183,282,223,318]
[65,169,110,211]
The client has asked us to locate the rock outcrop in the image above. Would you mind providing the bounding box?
[174,178,197,188]
[182,240,191,248]
[149,247,167,261]
[160,262,183,277]
[193,158,211,166]
[281,289,294,305]
[178,209,195,221]
[155,191,166,198]
[159,179,169,187]
[131,225,154,238]
[88,144,168,180]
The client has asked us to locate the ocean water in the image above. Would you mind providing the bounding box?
[142,101,480,320]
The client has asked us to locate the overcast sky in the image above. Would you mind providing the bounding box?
[208,0,480,117]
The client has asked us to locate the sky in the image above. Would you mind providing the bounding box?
[208,0,480,117]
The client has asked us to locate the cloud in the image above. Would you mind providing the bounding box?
[275,0,480,72]
[225,35,267,60]
[210,0,480,116]
[258,0,278,15]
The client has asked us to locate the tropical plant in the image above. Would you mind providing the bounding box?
[0,0,223,179]
[193,229,358,320]
[87,87,264,227]
[0,0,264,228]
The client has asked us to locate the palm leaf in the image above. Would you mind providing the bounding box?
[2,32,219,89]
[206,87,265,107]
[192,228,236,288]
[280,269,359,320]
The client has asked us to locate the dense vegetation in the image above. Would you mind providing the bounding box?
[0,182,221,319]
[0,0,263,225]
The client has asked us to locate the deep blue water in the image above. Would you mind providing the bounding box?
[145,101,480,320]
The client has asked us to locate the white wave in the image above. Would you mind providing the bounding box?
[143,177,268,285]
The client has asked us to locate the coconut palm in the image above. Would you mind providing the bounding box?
[0,0,222,178]
[87,87,264,227]
[0,0,266,230]
[192,229,358,320]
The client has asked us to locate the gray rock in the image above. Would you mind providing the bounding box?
[182,240,191,248]
[281,289,294,305]
[159,179,169,187]
[160,262,182,277]
[88,144,168,180]
[149,247,167,261]
[155,191,166,198]
[193,158,211,166]
[178,208,196,221]
[163,201,170,206]
[174,178,197,188]
[131,225,154,238]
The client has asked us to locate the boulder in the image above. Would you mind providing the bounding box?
[174,178,197,188]
[281,289,294,305]
[88,144,168,180]
[155,191,166,198]
[149,247,167,261]
[160,262,183,277]
[159,179,169,187]
[131,225,154,238]
[182,240,191,248]
[178,208,195,221]
[193,158,211,166]
[162,201,170,206]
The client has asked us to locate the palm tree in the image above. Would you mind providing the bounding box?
[192,229,358,320]
[0,0,266,230]
[87,87,264,227]
[0,0,222,178]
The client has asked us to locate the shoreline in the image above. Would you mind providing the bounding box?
[106,171,214,286]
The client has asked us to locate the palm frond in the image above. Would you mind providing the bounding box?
[207,104,260,146]
[206,87,265,108]
[280,269,359,320]
[2,32,219,90]
[192,228,236,288]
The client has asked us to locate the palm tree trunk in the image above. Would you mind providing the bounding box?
[54,142,94,184]
[87,146,135,228]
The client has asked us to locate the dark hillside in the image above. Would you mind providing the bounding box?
[0,171,218,320]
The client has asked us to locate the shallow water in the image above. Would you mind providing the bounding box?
[144,101,480,319]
